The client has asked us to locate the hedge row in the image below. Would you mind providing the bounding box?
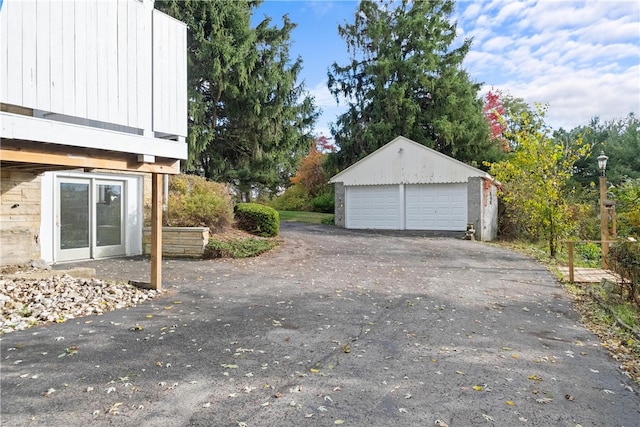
[235,203,279,237]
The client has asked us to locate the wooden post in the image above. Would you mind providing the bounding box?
[600,176,609,268]
[567,241,574,283]
[611,206,616,237]
[151,173,163,290]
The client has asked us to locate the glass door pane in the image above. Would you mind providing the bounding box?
[94,181,125,258]
[96,184,122,246]
[57,180,91,261]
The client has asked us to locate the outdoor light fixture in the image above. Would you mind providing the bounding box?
[598,150,609,267]
[597,151,608,176]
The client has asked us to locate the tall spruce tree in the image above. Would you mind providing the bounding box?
[155,0,318,197]
[327,0,498,170]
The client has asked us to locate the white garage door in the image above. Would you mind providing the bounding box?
[346,185,400,229]
[405,183,467,230]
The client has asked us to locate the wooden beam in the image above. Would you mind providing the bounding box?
[150,173,163,290]
[1,103,34,116]
[0,140,181,174]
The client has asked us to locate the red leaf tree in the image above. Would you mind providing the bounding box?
[484,90,509,152]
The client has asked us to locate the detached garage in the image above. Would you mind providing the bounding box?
[329,136,499,241]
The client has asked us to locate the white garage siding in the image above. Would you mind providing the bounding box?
[405,183,467,230]
[346,185,401,229]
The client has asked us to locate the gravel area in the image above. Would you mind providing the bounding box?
[0,274,158,334]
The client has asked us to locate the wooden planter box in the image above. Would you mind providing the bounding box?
[143,227,209,258]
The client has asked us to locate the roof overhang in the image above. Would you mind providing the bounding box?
[1,111,186,174]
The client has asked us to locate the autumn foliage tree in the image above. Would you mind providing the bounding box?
[271,136,335,213]
[488,105,590,257]
[484,90,509,152]
[290,143,327,198]
[315,135,337,153]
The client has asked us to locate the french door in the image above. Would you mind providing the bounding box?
[56,177,126,261]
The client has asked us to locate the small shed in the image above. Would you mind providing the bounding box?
[329,136,499,241]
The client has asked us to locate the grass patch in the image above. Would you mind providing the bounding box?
[495,239,603,269]
[205,238,279,259]
[278,211,333,224]
[613,304,639,328]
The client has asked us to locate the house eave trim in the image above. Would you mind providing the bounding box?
[1,112,187,160]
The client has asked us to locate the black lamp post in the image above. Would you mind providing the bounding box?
[597,151,609,267]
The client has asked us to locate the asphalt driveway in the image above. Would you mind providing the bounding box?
[1,222,639,426]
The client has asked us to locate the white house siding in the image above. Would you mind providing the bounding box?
[0,0,187,143]
[152,9,188,138]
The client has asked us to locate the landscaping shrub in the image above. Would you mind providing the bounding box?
[165,175,234,231]
[606,240,640,305]
[310,192,335,213]
[321,215,335,225]
[577,242,601,267]
[205,238,279,259]
[235,203,280,237]
[269,184,311,211]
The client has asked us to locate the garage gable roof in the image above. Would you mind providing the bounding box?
[329,136,493,185]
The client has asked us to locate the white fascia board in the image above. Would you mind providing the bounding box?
[1,112,187,160]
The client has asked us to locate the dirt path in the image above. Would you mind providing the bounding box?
[1,223,638,426]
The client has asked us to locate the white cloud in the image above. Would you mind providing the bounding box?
[305,1,337,16]
[481,35,514,53]
[578,18,640,44]
[308,80,340,110]
[300,0,639,136]
[492,1,527,25]
[461,2,482,21]
[458,0,640,129]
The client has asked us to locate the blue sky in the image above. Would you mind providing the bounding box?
[255,0,640,138]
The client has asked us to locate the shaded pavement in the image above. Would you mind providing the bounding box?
[1,223,639,426]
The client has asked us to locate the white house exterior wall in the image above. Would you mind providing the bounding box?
[329,136,492,186]
[0,0,187,152]
[152,9,188,138]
